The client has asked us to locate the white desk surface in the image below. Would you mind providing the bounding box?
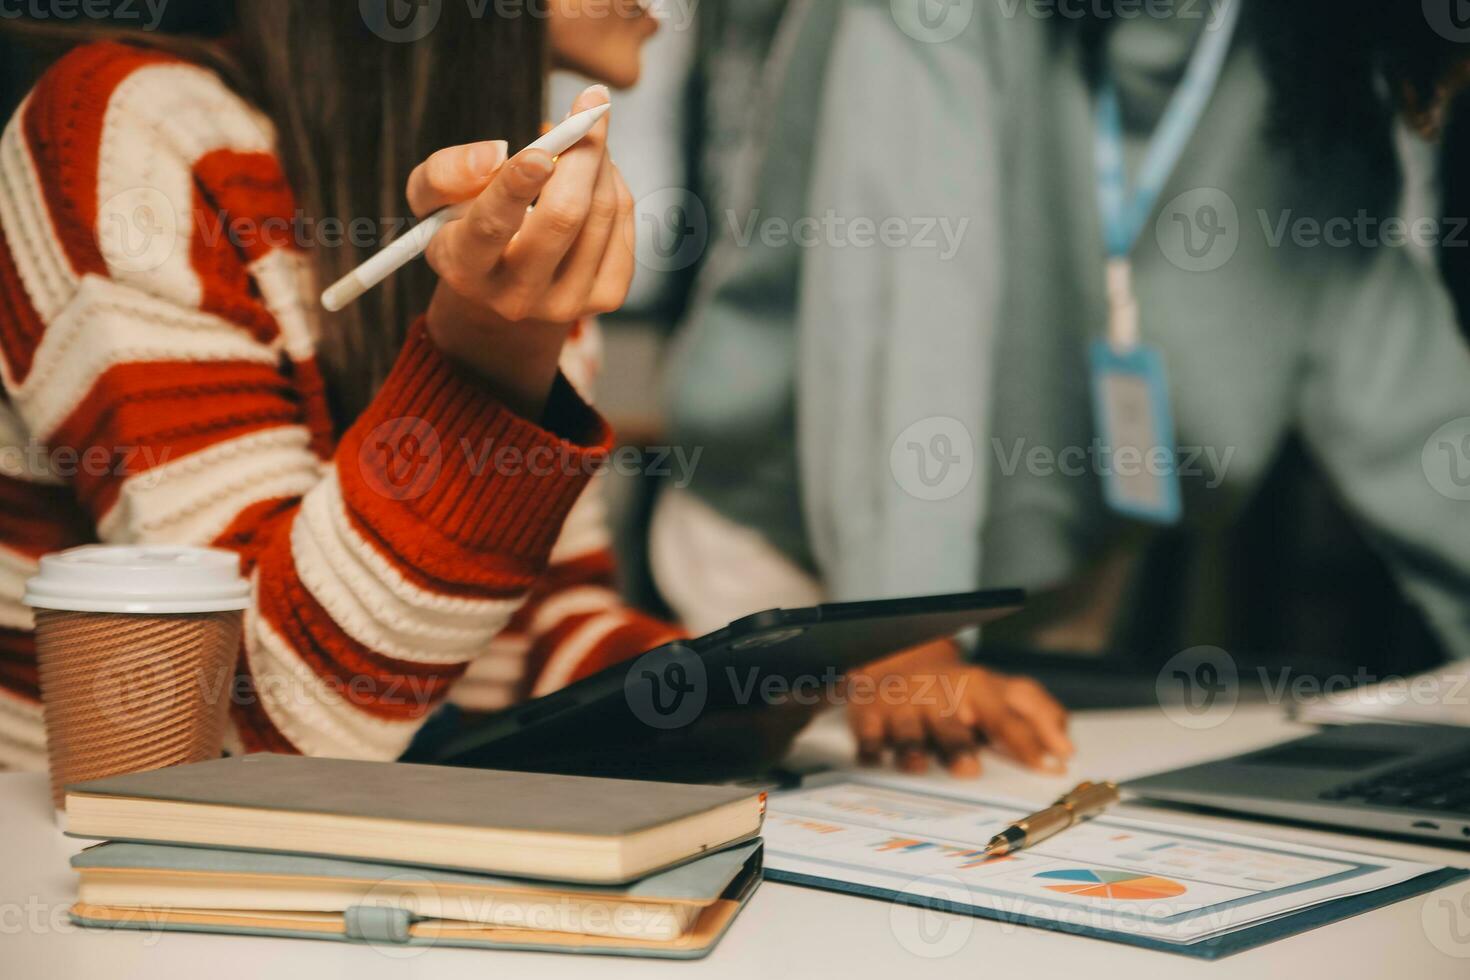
[5,705,1468,978]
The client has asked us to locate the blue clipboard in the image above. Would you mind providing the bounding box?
[764,864,1468,960]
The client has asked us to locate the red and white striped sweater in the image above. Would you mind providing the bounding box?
[0,42,681,770]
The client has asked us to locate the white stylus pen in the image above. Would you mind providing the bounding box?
[321,101,612,313]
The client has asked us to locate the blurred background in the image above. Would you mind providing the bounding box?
[0,0,1455,707]
[555,2,1455,699]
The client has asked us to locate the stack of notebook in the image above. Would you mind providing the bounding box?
[61,755,766,959]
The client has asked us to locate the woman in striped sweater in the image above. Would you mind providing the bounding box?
[0,2,684,768]
[0,1,1075,779]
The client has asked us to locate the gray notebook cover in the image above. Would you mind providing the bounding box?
[73,840,760,902]
[67,755,758,837]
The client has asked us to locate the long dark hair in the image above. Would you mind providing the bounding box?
[1,1,546,428]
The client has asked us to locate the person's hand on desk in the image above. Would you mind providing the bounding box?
[846,640,1074,777]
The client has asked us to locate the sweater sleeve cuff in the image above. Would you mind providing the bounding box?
[339,318,613,567]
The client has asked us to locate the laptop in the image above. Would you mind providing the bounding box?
[1126,723,1470,845]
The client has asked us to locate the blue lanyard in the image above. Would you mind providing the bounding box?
[1094,0,1243,259]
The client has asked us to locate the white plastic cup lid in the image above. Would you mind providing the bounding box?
[24,546,251,615]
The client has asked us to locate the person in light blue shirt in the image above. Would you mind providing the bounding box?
[655,0,1470,773]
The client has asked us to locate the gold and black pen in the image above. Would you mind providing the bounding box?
[983,781,1122,858]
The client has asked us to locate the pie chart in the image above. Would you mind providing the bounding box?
[1035,868,1187,900]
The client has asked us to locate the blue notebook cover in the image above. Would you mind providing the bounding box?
[73,839,757,901]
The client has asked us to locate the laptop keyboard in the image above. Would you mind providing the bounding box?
[1318,750,1470,814]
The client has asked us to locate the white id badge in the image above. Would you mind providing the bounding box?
[1089,340,1182,524]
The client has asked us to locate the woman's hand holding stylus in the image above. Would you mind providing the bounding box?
[409,85,636,419]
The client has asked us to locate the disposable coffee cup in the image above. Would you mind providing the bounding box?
[25,546,250,810]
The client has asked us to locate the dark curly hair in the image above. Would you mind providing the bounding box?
[1064,0,1470,334]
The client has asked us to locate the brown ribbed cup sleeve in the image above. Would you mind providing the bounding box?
[35,610,243,809]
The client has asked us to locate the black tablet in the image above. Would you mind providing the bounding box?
[429,589,1024,773]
